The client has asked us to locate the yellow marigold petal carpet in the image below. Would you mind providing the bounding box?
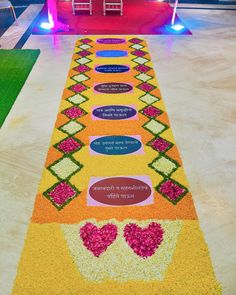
[11,36,221,295]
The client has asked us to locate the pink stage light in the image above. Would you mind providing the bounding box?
[40,22,53,29]
[40,0,69,31]
[40,10,54,30]
[171,24,185,31]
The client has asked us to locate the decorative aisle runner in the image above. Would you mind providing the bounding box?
[12,37,221,294]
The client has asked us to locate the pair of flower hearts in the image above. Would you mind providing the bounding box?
[80,222,164,258]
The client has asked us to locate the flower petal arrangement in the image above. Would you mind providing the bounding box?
[80,222,118,257]
[124,222,164,258]
[11,37,221,295]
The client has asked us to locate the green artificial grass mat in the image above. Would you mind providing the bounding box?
[0,49,40,127]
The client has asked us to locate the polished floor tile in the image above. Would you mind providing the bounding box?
[0,4,43,49]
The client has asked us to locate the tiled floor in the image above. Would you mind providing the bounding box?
[0,5,236,295]
[0,6,26,37]
[0,4,43,49]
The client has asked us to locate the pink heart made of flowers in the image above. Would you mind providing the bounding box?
[80,222,118,257]
[124,222,164,258]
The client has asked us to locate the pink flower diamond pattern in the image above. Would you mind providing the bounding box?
[74,65,90,73]
[71,84,87,93]
[63,106,85,119]
[78,50,91,57]
[81,38,92,44]
[130,42,188,206]
[132,50,146,57]
[139,83,155,92]
[151,137,171,153]
[143,106,161,118]
[129,38,142,44]
[135,65,151,73]
[158,180,187,204]
[57,138,82,154]
[47,182,77,208]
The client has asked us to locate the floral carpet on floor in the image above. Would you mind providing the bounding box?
[12,37,221,295]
